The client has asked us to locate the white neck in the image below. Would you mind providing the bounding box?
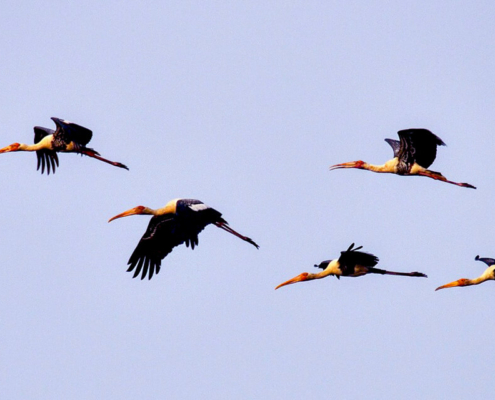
[469,276,490,286]
[313,260,341,279]
[18,142,46,152]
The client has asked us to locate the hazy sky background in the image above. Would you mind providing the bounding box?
[1,1,494,399]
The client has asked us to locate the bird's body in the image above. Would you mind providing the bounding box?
[435,256,495,291]
[330,128,475,189]
[275,243,427,289]
[0,117,128,174]
[109,198,259,280]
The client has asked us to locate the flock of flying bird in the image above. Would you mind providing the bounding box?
[1,118,492,291]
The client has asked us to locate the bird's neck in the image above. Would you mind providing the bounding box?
[143,207,160,216]
[467,276,489,286]
[365,158,399,173]
[17,143,47,151]
[155,200,178,216]
[312,260,341,279]
[21,143,39,151]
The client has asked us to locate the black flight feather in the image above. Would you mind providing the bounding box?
[397,128,445,169]
[475,255,495,267]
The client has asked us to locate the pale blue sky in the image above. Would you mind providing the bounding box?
[1,1,494,399]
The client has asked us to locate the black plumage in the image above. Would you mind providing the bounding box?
[315,243,378,276]
[50,118,92,150]
[330,127,474,188]
[384,138,401,158]
[35,118,99,174]
[475,255,495,267]
[0,116,128,174]
[127,200,226,280]
[276,244,426,290]
[110,199,259,280]
[34,127,59,175]
[394,128,446,173]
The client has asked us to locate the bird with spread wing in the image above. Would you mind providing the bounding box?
[330,129,475,189]
[275,244,427,290]
[0,117,128,174]
[109,198,259,280]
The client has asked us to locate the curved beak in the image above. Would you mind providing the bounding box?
[435,280,462,291]
[275,273,309,290]
[108,206,144,222]
[329,161,362,171]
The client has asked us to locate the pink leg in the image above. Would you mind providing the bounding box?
[417,171,476,189]
[80,149,129,170]
[214,222,259,249]
[370,268,427,278]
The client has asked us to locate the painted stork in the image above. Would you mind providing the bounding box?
[108,198,259,280]
[0,117,128,174]
[435,255,495,291]
[275,243,427,290]
[329,128,475,189]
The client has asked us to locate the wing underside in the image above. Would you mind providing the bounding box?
[33,127,59,174]
[127,214,211,280]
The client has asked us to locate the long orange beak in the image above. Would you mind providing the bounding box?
[435,280,463,291]
[275,272,309,290]
[108,206,145,222]
[329,160,364,171]
[0,143,20,154]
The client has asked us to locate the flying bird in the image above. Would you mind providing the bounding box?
[329,128,475,189]
[435,255,495,291]
[275,243,427,290]
[108,198,259,280]
[0,117,128,174]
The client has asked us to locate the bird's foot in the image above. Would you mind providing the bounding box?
[116,162,129,170]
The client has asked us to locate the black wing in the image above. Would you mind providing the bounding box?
[475,255,495,267]
[315,260,331,270]
[52,117,93,146]
[33,127,59,175]
[384,138,401,158]
[397,129,446,169]
[338,243,378,275]
[127,214,213,280]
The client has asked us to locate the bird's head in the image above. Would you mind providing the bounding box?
[0,143,22,153]
[275,272,310,290]
[329,160,365,171]
[108,205,152,222]
[435,278,469,291]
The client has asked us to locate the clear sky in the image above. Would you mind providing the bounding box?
[1,1,494,399]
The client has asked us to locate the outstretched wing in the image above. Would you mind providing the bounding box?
[34,126,53,144]
[52,118,93,146]
[338,244,378,275]
[126,214,212,280]
[475,255,495,267]
[33,127,59,175]
[397,129,446,169]
[384,138,401,158]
